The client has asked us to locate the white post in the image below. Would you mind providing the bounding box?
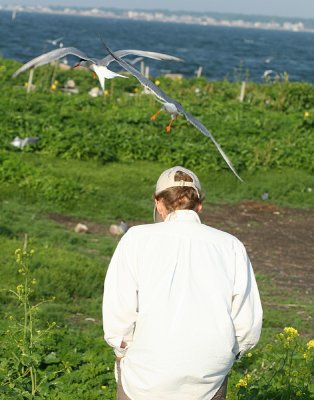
[239,81,246,102]
[196,66,203,78]
[27,68,34,93]
[144,66,150,78]
[140,61,145,75]
[50,60,59,86]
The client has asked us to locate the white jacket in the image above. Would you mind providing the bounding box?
[103,210,262,400]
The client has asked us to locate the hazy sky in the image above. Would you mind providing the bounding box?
[2,0,314,19]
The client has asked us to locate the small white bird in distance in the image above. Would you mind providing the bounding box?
[109,220,129,236]
[11,136,39,149]
[12,47,183,92]
[263,70,274,78]
[46,37,64,46]
[102,42,243,182]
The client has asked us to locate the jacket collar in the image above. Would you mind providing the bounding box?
[165,210,201,223]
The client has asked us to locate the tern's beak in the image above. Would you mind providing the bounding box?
[72,63,80,69]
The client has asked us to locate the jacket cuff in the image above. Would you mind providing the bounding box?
[105,335,130,358]
[114,346,128,358]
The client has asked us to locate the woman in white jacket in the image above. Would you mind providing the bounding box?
[103,166,263,400]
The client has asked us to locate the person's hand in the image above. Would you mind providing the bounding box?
[116,340,128,362]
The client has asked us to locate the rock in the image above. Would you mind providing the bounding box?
[164,73,183,80]
[88,87,102,97]
[59,63,71,71]
[65,79,76,89]
[62,79,79,94]
[74,223,88,233]
[109,221,128,236]
[85,317,96,323]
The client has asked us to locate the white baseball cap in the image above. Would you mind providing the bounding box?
[155,166,201,198]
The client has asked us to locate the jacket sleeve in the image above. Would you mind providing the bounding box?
[102,231,138,357]
[231,239,263,358]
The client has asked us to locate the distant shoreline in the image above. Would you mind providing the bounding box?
[3,6,314,34]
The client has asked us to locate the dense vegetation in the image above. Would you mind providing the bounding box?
[0,57,313,399]
[1,58,314,174]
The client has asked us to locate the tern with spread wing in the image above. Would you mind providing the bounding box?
[46,37,64,46]
[102,42,242,181]
[12,47,183,91]
[11,136,39,149]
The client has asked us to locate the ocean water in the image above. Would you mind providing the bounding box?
[1,10,314,83]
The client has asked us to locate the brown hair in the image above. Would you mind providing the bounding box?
[155,170,203,212]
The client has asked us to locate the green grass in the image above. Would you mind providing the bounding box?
[1,155,313,219]
[1,158,312,322]
[0,156,313,337]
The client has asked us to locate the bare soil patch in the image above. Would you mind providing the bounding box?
[202,201,313,294]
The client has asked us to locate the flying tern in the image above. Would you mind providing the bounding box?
[262,70,274,78]
[11,136,39,149]
[12,47,183,91]
[102,42,242,181]
[46,37,64,46]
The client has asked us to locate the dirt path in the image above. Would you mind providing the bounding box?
[47,201,314,294]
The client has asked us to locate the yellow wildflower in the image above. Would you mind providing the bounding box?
[51,83,57,91]
[101,385,107,390]
[235,374,251,389]
[304,111,310,118]
[155,79,160,86]
[236,378,247,389]
[306,339,314,350]
[283,327,299,338]
[246,352,252,358]
[104,89,109,96]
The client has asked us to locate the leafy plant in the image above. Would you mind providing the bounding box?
[230,327,314,400]
[0,237,66,398]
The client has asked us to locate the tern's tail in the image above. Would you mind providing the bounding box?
[92,65,127,91]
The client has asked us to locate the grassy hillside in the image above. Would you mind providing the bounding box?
[0,58,313,399]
